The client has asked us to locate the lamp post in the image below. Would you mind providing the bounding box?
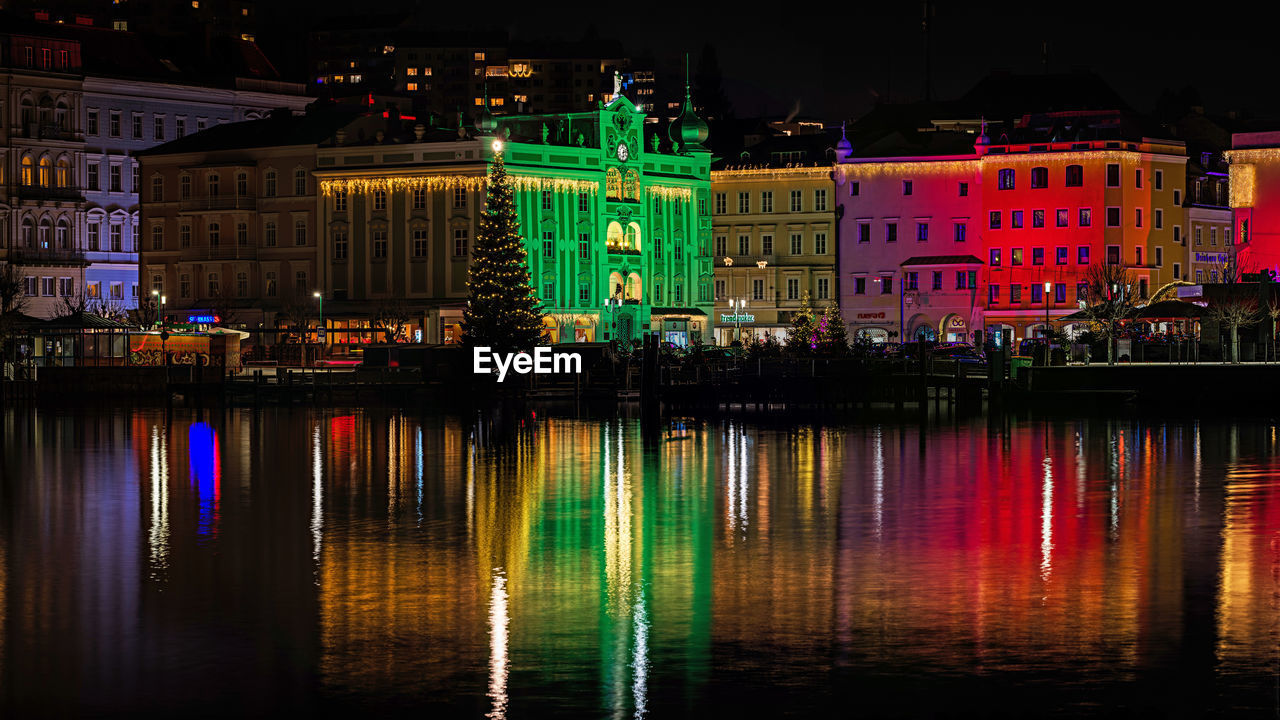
[159,294,168,370]
[313,291,323,341]
[728,297,746,344]
[603,297,621,347]
[1043,281,1052,338]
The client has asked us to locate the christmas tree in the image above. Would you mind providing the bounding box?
[461,145,546,352]
[785,292,818,355]
[819,303,849,355]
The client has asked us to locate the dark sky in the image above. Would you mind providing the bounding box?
[295,1,1275,122]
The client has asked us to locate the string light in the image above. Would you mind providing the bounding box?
[1223,149,1265,207]
[712,165,832,179]
[319,174,598,197]
[834,150,1187,185]
[645,185,691,201]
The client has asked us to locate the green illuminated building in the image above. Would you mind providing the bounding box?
[314,91,714,347]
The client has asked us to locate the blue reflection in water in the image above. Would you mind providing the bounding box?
[188,422,221,541]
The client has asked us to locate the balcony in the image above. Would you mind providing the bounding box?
[15,185,84,202]
[7,247,87,266]
[180,196,258,212]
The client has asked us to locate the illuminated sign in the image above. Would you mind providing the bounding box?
[720,313,754,323]
[855,311,886,320]
[1194,252,1228,264]
[947,315,967,329]
[186,313,221,324]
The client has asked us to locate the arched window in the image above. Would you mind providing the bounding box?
[21,156,33,185]
[21,219,34,247]
[626,272,642,301]
[608,271,624,299]
[606,168,621,199]
[55,101,68,130]
[1030,166,1048,189]
[38,156,51,186]
[264,170,277,197]
[606,221,623,250]
[55,157,69,187]
[997,168,1015,190]
[622,170,640,201]
[294,169,307,196]
[626,221,641,251]
[1065,165,1083,187]
[56,219,69,249]
[207,173,220,196]
[38,219,52,249]
[236,172,248,196]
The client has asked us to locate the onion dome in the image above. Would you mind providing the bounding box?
[836,122,852,157]
[476,105,497,135]
[669,85,709,152]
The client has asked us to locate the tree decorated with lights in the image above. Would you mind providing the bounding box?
[786,292,819,355]
[462,144,546,351]
[818,303,849,355]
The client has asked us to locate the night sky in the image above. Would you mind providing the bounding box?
[290,0,1273,123]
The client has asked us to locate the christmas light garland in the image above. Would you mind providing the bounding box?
[712,165,833,179]
[319,174,599,197]
[646,185,692,202]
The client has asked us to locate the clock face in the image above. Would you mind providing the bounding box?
[616,143,629,162]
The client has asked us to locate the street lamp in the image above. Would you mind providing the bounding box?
[1043,281,1052,339]
[603,297,622,346]
[159,294,169,369]
[728,297,746,343]
[313,291,323,341]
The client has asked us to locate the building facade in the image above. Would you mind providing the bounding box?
[709,164,835,344]
[1186,151,1232,284]
[312,95,712,348]
[1223,132,1280,277]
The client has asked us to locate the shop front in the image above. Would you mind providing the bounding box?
[651,308,707,347]
[850,309,895,344]
[712,308,787,346]
[941,313,970,343]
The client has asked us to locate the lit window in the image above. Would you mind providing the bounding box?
[406,67,418,76]
[474,52,485,61]
[191,0,199,7]
[407,83,418,92]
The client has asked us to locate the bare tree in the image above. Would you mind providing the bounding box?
[1210,250,1255,285]
[1210,295,1261,363]
[133,295,159,330]
[1081,263,1138,365]
[277,291,315,343]
[57,288,90,317]
[0,263,28,316]
[372,299,411,343]
[92,296,129,324]
[1269,297,1280,362]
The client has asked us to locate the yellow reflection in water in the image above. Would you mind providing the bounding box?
[487,569,509,719]
[148,424,170,580]
[1217,461,1280,675]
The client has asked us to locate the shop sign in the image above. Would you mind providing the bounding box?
[720,313,755,323]
[947,316,967,330]
[1176,285,1204,299]
[855,311,886,321]
[1194,252,1228,264]
[186,313,220,324]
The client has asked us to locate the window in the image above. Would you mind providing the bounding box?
[454,187,467,209]
[1174,189,1181,205]
[998,169,1015,189]
[990,248,1001,267]
[109,165,121,192]
[1106,163,1120,187]
[179,175,192,200]
[1030,167,1048,188]
[539,190,553,211]
[1054,247,1067,265]
[1065,165,1083,187]
[958,182,968,197]
[1194,227,1203,245]
[1079,208,1091,227]
[579,192,590,213]
[85,280,99,298]
[207,222,219,247]
[1011,210,1024,228]
[109,111,121,137]
[1056,209,1068,227]
[179,223,191,248]
[235,172,248,197]
[176,117,186,138]
[334,190,347,212]
[236,222,248,246]
[881,277,893,294]
[858,223,870,243]
[953,223,966,243]
[790,189,802,212]
[87,110,99,135]
[1106,207,1120,227]
[294,219,306,246]
[131,113,142,139]
[790,234,803,255]
[715,192,726,214]
[753,279,765,300]
[761,191,773,213]
[849,181,860,197]
[932,272,943,291]
[151,225,164,250]
[989,211,1001,230]
[542,231,554,259]
[1136,246,1143,266]
[1054,284,1066,303]
[580,283,591,303]
[1155,246,1163,267]
[207,273,220,298]
[1174,226,1182,244]
[1032,209,1044,228]
[454,228,468,256]
[373,189,386,211]
[814,189,827,211]
[264,171,277,197]
[1078,246,1090,265]
[1135,208,1142,228]
[1031,284,1043,304]
[854,277,866,295]
[1010,285,1022,303]
[902,180,913,196]
[109,225,122,252]
[1032,248,1044,265]
[294,169,307,195]
[264,272,276,298]
[334,230,349,260]
[1135,169,1143,188]
[87,164,99,191]
[1139,278,1148,299]
[885,223,897,243]
[816,277,830,300]
[1173,262,1181,279]
[956,271,976,290]
[207,173,219,196]
[150,176,163,203]
[264,221,277,247]
[1106,245,1120,265]
[787,278,800,300]
[295,272,307,294]
[372,229,387,259]
[1155,209,1163,229]
[916,222,929,242]
[1197,269,1205,283]
[715,235,727,256]
[738,192,749,213]
[153,116,165,141]
[577,233,590,260]
[1012,248,1023,266]
[738,235,750,255]
[1211,228,1218,246]
[906,272,919,291]
[814,234,827,254]
[989,284,999,304]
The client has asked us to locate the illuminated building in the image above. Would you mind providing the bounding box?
[838,108,1189,344]
[312,93,712,346]
[1224,131,1280,275]
[1185,150,1233,284]
[710,130,838,344]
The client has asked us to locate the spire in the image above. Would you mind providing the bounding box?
[476,82,497,135]
[669,52,709,153]
[974,115,990,155]
[836,121,852,158]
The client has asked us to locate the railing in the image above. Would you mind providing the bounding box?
[15,186,84,201]
[7,247,86,264]
[180,196,257,212]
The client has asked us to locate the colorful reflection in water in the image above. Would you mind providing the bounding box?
[2,408,1280,716]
